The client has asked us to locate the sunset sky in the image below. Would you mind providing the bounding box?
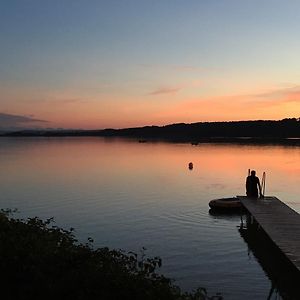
[1,0,300,129]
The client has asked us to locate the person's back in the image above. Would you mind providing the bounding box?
[246,170,261,198]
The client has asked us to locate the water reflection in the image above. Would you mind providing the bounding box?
[0,137,299,298]
[208,208,245,219]
[239,215,300,300]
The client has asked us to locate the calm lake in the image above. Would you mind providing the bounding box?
[1,137,299,299]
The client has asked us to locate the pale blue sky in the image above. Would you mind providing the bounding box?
[1,0,300,128]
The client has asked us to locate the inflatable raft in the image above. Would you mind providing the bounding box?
[209,197,243,210]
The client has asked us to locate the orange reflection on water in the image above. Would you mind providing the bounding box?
[1,138,299,211]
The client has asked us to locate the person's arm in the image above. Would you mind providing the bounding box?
[258,178,262,197]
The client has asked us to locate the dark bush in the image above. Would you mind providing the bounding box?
[0,210,222,300]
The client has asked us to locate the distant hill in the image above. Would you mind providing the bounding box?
[1,118,300,144]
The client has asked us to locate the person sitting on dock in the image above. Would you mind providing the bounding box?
[246,170,262,198]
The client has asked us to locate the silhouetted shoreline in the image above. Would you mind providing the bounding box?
[1,118,300,145]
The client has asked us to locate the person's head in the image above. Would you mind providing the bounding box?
[251,170,256,176]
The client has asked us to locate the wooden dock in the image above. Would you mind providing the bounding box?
[237,196,300,273]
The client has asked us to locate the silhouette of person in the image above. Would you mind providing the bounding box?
[246,170,262,198]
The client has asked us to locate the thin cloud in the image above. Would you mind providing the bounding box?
[245,86,300,108]
[149,87,182,96]
[250,86,300,100]
[52,98,88,104]
[148,79,202,96]
[154,85,300,122]
[0,113,48,129]
[140,64,201,72]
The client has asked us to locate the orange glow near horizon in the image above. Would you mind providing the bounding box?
[1,84,300,129]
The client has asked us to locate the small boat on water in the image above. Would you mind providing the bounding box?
[209,197,243,210]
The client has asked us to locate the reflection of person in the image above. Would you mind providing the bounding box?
[246,170,262,198]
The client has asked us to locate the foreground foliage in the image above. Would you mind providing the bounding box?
[0,210,222,300]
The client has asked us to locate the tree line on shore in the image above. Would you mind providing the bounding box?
[1,118,300,143]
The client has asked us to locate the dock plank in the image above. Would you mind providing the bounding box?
[237,196,300,272]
